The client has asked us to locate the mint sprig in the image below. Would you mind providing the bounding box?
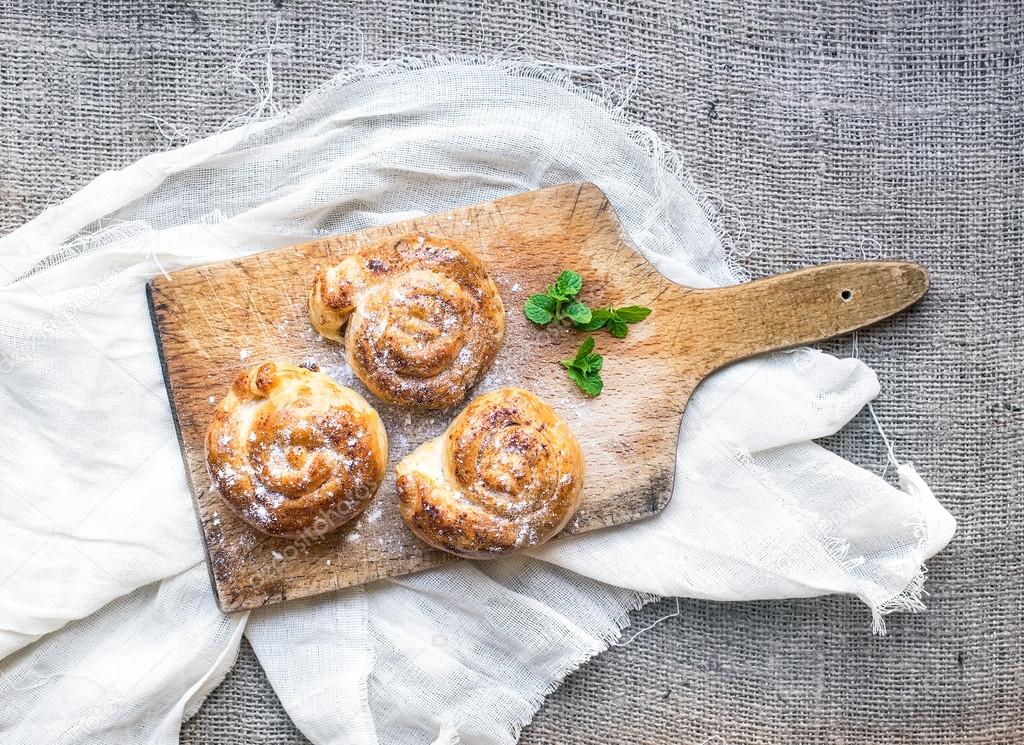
[523,270,593,326]
[560,336,603,397]
[574,305,652,338]
[523,270,653,397]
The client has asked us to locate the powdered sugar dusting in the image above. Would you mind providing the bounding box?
[204,256,600,582]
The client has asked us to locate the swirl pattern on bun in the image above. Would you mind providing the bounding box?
[308,234,505,410]
[396,387,584,558]
[206,361,387,537]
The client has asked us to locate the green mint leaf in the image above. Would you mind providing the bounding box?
[565,301,592,324]
[572,358,592,374]
[564,364,603,397]
[562,336,603,396]
[554,270,583,298]
[574,335,595,362]
[608,319,629,338]
[577,371,603,396]
[524,294,556,324]
[574,308,610,331]
[534,294,558,311]
[564,365,587,387]
[613,305,652,323]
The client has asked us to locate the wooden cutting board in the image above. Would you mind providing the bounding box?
[147,182,928,612]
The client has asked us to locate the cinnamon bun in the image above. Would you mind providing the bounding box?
[206,361,387,537]
[308,234,505,409]
[396,387,584,558]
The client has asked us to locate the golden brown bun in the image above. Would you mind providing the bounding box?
[205,361,387,537]
[396,387,583,558]
[308,233,505,410]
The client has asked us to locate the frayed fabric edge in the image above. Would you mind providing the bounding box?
[847,335,952,635]
[431,590,661,745]
[870,568,928,637]
[700,424,943,636]
[281,51,746,283]
[500,589,661,745]
[868,461,956,636]
[15,48,744,291]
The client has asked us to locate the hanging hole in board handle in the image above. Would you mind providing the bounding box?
[840,288,854,302]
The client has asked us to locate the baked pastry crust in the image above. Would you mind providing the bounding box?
[396,387,584,558]
[308,233,505,409]
[206,361,387,537]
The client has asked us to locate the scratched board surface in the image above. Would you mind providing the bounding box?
[148,183,690,611]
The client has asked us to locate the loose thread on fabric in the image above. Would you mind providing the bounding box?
[850,319,932,635]
[850,331,903,478]
[215,18,288,134]
[611,597,682,647]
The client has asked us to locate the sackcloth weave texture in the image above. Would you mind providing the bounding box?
[0,2,1017,744]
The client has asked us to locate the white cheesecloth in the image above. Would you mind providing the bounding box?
[0,58,955,744]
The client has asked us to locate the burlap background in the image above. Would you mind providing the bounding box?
[1,1,1019,743]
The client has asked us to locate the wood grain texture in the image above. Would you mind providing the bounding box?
[147,182,928,612]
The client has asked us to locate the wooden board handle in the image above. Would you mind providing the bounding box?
[677,261,929,375]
